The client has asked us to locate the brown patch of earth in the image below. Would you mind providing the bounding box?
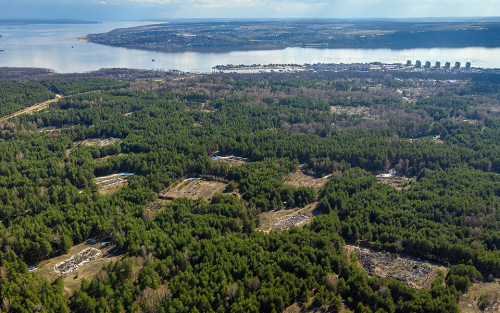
[159,179,228,202]
[459,280,500,313]
[214,158,247,166]
[284,171,334,191]
[376,176,413,190]
[258,202,323,233]
[345,245,447,289]
[98,181,127,195]
[34,241,126,295]
[211,156,249,167]
[74,137,122,148]
[95,173,132,195]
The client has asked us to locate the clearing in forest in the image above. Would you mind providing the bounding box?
[74,137,123,148]
[376,175,413,189]
[211,155,249,167]
[284,170,333,191]
[458,280,500,313]
[375,170,413,190]
[345,245,447,289]
[272,214,309,230]
[95,173,133,195]
[258,202,322,232]
[159,179,228,201]
[34,240,126,295]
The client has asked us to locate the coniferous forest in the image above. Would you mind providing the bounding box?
[1,69,500,312]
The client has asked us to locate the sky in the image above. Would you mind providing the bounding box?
[1,0,499,21]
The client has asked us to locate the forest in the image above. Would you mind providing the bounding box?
[0,69,500,312]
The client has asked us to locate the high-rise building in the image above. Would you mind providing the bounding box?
[435,61,441,69]
[444,62,451,69]
[454,62,461,69]
[406,60,412,66]
[465,62,471,69]
[415,60,422,68]
[424,61,431,68]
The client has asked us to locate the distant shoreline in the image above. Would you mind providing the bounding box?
[83,20,500,53]
[0,19,98,26]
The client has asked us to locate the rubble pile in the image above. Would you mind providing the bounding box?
[97,177,124,189]
[355,248,433,287]
[273,214,309,230]
[53,247,102,275]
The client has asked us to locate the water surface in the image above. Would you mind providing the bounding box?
[0,22,499,73]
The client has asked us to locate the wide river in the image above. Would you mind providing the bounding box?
[1,21,500,73]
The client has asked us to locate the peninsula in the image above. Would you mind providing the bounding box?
[83,20,500,52]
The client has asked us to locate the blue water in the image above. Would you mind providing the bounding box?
[1,21,499,73]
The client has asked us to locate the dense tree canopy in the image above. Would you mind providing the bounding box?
[0,71,499,312]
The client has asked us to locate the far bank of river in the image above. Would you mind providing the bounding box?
[0,22,500,73]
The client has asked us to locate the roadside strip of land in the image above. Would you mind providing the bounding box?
[0,94,62,122]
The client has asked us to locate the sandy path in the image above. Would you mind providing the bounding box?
[0,94,62,122]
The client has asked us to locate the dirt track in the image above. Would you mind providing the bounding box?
[0,94,62,122]
[1,90,103,123]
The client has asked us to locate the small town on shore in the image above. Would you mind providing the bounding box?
[213,60,500,74]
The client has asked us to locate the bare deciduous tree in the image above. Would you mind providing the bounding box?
[225,283,239,300]
[247,276,260,291]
